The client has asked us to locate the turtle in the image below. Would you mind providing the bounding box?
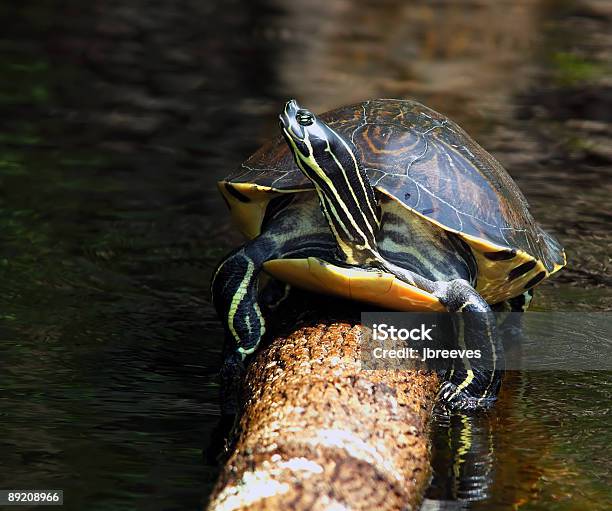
[211,99,565,411]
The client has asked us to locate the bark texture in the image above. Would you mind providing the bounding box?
[207,320,439,511]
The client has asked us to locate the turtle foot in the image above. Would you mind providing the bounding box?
[437,381,497,412]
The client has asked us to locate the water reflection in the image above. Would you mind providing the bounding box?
[0,0,610,509]
[429,370,611,509]
[429,411,497,503]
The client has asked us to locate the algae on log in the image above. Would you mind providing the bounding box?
[207,321,439,511]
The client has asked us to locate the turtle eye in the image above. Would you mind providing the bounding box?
[296,109,314,126]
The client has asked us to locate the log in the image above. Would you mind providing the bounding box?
[207,318,439,511]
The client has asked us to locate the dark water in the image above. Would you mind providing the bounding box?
[0,1,610,510]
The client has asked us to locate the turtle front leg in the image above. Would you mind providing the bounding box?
[212,245,270,358]
[211,195,335,416]
[211,240,276,415]
[434,279,502,411]
[361,257,504,411]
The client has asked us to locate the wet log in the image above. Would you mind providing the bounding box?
[207,320,439,511]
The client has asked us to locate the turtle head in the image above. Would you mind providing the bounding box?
[279,99,381,267]
[279,99,341,164]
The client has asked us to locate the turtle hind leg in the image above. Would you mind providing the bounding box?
[260,278,292,312]
[434,279,503,411]
[494,289,533,369]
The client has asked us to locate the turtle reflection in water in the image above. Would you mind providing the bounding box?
[212,99,565,411]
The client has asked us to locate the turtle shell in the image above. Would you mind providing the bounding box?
[220,99,565,303]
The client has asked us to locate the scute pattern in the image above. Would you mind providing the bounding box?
[226,99,565,274]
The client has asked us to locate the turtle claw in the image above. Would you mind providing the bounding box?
[437,381,497,412]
